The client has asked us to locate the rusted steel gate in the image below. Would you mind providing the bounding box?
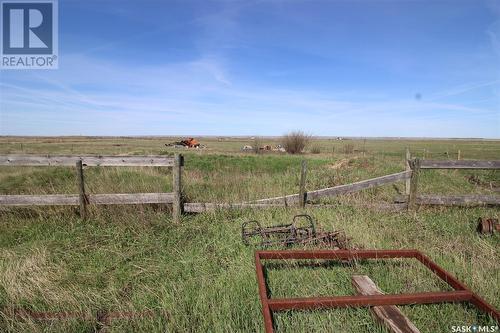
[254,249,500,333]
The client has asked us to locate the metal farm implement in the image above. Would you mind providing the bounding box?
[241,214,349,248]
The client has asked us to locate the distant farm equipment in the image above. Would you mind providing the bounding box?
[240,144,285,152]
[166,138,202,148]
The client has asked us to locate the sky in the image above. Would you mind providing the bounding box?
[0,0,499,138]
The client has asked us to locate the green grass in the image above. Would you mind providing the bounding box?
[0,137,499,332]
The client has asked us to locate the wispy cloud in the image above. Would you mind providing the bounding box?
[486,20,500,59]
[426,80,500,101]
[191,57,232,85]
[1,52,498,137]
[1,0,499,137]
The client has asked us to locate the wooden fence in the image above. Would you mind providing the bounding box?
[1,154,412,215]
[0,154,184,223]
[1,154,499,216]
[404,158,500,208]
[184,157,499,212]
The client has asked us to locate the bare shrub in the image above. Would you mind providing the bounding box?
[310,145,321,154]
[282,131,310,154]
[343,143,354,154]
[252,137,262,154]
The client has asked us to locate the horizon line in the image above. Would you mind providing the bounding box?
[1,135,499,141]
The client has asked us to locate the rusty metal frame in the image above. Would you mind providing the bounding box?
[255,249,500,333]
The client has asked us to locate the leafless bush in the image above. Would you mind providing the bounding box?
[282,131,310,154]
[252,137,262,154]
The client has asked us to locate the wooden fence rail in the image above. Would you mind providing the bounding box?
[0,193,175,206]
[183,203,287,213]
[253,171,411,205]
[307,171,411,201]
[0,155,174,167]
[183,202,408,213]
[419,160,500,170]
[0,194,80,206]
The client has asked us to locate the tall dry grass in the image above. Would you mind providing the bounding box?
[0,138,499,332]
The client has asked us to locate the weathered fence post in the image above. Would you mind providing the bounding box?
[172,154,183,223]
[457,150,461,160]
[408,158,421,210]
[405,147,411,195]
[76,159,87,219]
[299,160,307,208]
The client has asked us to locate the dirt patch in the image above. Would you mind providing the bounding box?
[328,157,360,170]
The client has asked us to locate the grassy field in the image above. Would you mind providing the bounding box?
[0,136,499,332]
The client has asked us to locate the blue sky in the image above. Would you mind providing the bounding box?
[1,0,499,138]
